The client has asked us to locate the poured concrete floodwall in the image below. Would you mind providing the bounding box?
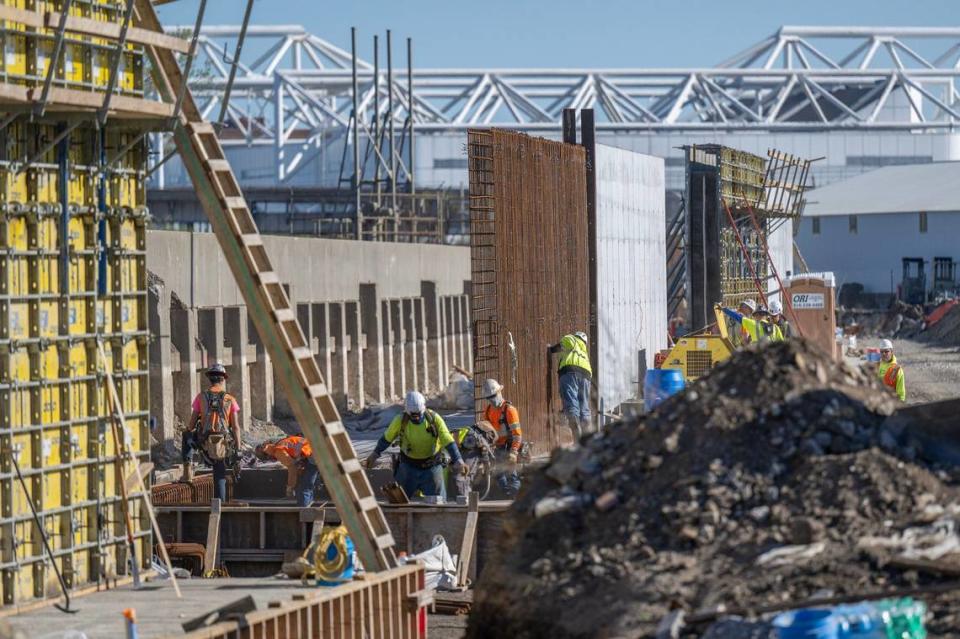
[595,145,668,416]
[147,230,471,443]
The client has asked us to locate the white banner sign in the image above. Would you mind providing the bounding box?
[791,292,825,310]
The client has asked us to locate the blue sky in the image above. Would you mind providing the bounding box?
[157,1,958,69]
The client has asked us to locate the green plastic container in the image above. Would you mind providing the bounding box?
[875,598,926,639]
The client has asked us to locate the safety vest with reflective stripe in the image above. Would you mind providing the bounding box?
[878,358,906,402]
[271,435,312,459]
[558,334,593,377]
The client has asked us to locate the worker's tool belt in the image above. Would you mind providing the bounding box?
[558,364,592,380]
[399,452,443,469]
[203,433,229,461]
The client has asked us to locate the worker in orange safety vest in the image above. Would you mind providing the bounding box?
[877,339,906,402]
[480,378,522,496]
[255,435,318,506]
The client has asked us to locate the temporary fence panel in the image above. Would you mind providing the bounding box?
[469,129,589,452]
[594,145,667,416]
[0,117,151,608]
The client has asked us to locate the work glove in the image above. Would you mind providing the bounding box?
[285,486,296,498]
[453,461,469,476]
[508,451,519,464]
[364,453,379,469]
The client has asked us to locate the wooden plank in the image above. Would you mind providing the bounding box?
[0,5,41,27]
[0,83,172,118]
[456,491,480,587]
[203,498,222,576]
[45,10,191,53]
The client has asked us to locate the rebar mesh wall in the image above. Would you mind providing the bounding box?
[469,130,589,451]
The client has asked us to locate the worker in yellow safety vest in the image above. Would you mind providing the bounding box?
[548,331,593,441]
[731,298,757,346]
[720,305,784,344]
[877,339,906,402]
[364,391,467,500]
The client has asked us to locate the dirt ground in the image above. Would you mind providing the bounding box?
[884,339,960,405]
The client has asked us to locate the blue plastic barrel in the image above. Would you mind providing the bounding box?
[644,369,686,411]
[773,609,839,639]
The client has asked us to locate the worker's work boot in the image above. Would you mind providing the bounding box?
[178,461,194,483]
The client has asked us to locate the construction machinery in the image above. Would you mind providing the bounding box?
[932,257,958,299]
[901,258,927,305]
[658,307,736,381]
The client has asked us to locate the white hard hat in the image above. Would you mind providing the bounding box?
[741,298,757,312]
[404,390,426,414]
[481,378,503,398]
[769,300,783,315]
[574,331,589,343]
[879,339,894,351]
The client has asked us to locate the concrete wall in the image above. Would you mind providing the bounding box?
[595,145,667,414]
[147,230,472,443]
[796,211,960,294]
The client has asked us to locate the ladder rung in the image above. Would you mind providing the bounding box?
[356,496,379,512]
[188,121,216,135]
[374,533,395,550]
[240,233,263,247]
[206,159,232,172]
[308,383,328,398]
[223,196,247,209]
[273,307,295,323]
[324,421,345,436]
[339,458,362,474]
[291,347,314,361]
[257,271,279,285]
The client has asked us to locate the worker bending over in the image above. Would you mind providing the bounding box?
[549,331,593,441]
[877,339,906,402]
[769,300,793,338]
[480,378,522,496]
[720,304,784,344]
[366,391,466,500]
[255,435,319,507]
[181,363,242,502]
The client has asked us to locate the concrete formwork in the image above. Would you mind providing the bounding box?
[595,145,668,416]
[147,230,471,443]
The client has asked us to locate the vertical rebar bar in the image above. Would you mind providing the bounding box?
[407,37,415,198]
[216,0,254,129]
[373,35,381,207]
[351,27,361,240]
[387,30,398,240]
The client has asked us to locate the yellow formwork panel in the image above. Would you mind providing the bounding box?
[0,351,30,430]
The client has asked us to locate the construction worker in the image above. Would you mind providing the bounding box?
[730,299,757,346]
[548,331,593,441]
[480,378,522,496]
[255,435,318,507]
[769,299,793,338]
[181,363,241,502]
[365,391,467,500]
[720,304,784,344]
[877,339,906,402]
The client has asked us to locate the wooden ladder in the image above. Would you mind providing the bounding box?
[134,0,396,572]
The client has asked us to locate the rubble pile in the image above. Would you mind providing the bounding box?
[840,301,924,339]
[922,303,960,346]
[467,341,960,639]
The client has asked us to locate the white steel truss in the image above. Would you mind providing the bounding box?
[172,25,960,182]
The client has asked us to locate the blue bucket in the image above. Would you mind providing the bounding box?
[644,369,686,411]
[773,609,839,639]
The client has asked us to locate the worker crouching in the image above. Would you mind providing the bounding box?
[365,391,467,500]
[877,339,906,402]
[255,435,319,507]
[181,363,242,502]
[480,378,522,497]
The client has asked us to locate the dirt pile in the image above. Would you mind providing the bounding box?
[922,303,960,347]
[467,341,960,639]
[840,301,924,339]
